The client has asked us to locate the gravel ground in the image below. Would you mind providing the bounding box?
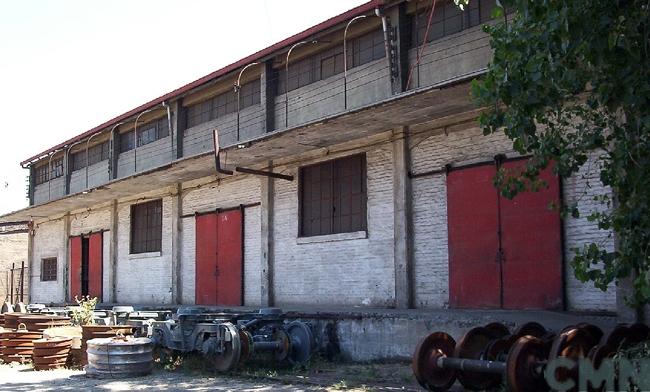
[0,363,352,392]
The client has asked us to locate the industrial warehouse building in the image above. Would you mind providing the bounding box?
[1,0,618,316]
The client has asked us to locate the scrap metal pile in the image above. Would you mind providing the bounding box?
[412,321,650,391]
[149,307,315,371]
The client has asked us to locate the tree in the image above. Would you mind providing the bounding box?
[463,0,650,309]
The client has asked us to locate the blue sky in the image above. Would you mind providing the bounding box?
[0,0,366,214]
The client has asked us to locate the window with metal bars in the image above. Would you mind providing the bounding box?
[409,0,495,47]
[130,199,162,254]
[34,164,49,185]
[299,154,367,237]
[88,141,110,165]
[277,28,385,95]
[71,151,87,171]
[185,79,261,129]
[119,117,169,153]
[50,158,64,179]
[41,258,57,281]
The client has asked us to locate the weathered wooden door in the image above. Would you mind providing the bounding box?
[195,209,243,306]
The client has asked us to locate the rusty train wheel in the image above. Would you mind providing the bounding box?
[454,327,501,391]
[412,332,457,391]
[485,334,517,362]
[575,323,604,345]
[238,330,253,365]
[513,322,547,339]
[484,322,510,339]
[548,328,598,392]
[628,323,650,344]
[601,324,631,348]
[506,335,549,392]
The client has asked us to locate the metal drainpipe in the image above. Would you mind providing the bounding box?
[133,108,155,173]
[376,7,394,81]
[162,101,173,160]
[234,62,260,142]
[285,40,318,128]
[85,132,103,189]
[343,15,367,110]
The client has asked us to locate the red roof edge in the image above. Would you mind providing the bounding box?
[21,0,381,166]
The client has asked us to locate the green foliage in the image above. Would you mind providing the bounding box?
[471,0,650,308]
[70,295,97,326]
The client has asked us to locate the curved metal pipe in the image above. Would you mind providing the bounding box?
[65,139,86,193]
[234,62,260,141]
[285,40,318,128]
[47,150,61,201]
[343,15,367,110]
[85,131,104,189]
[133,108,156,173]
[162,101,173,160]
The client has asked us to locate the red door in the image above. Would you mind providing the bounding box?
[70,236,82,301]
[88,232,103,301]
[447,164,501,308]
[195,209,243,306]
[500,161,563,309]
[446,161,563,310]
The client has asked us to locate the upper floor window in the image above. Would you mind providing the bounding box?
[88,141,110,166]
[51,158,64,179]
[299,154,367,237]
[278,28,385,95]
[185,79,261,129]
[130,199,163,254]
[410,0,495,46]
[34,165,49,185]
[119,117,169,153]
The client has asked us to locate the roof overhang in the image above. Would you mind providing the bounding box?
[3,74,483,223]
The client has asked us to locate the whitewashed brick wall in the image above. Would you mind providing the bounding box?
[272,144,396,307]
[562,156,616,311]
[409,125,616,311]
[31,219,66,303]
[116,197,173,304]
[180,176,261,305]
[0,233,28,302]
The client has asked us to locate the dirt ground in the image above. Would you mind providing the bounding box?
[0,357,421,392]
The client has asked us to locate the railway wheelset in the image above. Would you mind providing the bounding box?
[149,308,315,371]
[412,321,650,391]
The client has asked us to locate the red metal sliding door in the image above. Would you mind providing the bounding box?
[195,209,243,306]
[446,161,563,310]
[87,232,103,301]
[447,163,501,309]
[500,160,563,309]
[69,236,82,301]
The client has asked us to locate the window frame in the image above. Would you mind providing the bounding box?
[298,154,367,238]
[185,79,261,129]
[41,258,57,281]
[130,199,163,254]
[34,164,49,185]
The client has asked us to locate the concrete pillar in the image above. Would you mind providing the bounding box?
[171,183,182,304]
[393,127,413,309]
[260,161,274,306]
[110,128,119,180]
[387,2,410,93]
[110,200,118,303]
[173,100,185,159]
[62,214,71,302]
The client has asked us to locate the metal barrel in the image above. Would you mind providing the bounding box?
[86,337,153,378]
